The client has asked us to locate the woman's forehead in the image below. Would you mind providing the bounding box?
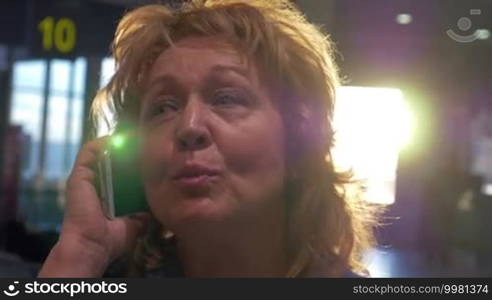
[145,36,259,86]
[156,37,246,68]
[172,36,238,52]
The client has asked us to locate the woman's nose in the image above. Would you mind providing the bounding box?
[175,100,212,151]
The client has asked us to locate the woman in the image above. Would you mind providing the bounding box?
[39,0,377,278]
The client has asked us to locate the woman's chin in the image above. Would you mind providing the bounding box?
[165,196,233,227]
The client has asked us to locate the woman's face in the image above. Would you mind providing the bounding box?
[139,37,286,232]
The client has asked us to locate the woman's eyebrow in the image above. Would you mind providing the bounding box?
[146,74,179,92]
[210,64,250,79]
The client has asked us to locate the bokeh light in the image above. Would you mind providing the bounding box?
[111,134,125,149]
[396,13,413,25]
[332,86,414,205]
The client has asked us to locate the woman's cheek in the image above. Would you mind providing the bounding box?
[242,112,284,163]
[140,133,172,185]
[140,135,176,225]
[220,115,286,187]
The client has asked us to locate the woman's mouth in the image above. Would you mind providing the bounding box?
[171,163,221,191]
[174,174,219,189]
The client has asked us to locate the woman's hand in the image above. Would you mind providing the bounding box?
[38,136,149,277]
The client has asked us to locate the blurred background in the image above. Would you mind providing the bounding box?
[0,0,491,277]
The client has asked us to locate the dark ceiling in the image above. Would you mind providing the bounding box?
[94,0,157,6]
[93,0,179,7]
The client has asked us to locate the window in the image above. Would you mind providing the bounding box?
[10,59,86,181]
[9,58,87,230]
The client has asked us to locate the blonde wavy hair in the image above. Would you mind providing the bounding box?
[92,0,378,277]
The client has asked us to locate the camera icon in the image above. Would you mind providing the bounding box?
[447,9,483,43]
[3,281,20,297]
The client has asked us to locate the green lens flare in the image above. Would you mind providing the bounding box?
[112,134,125,149]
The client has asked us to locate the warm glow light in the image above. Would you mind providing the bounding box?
[332,86,413,205]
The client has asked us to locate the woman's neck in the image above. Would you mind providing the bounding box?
[174,207,289,277]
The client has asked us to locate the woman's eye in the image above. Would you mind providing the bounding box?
[159,102,178,113]
[149,97,180,118]
[212,90,246,107]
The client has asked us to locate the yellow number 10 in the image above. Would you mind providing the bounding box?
[38,16,77,53]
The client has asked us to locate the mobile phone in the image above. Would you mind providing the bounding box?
[97,132,148,218]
